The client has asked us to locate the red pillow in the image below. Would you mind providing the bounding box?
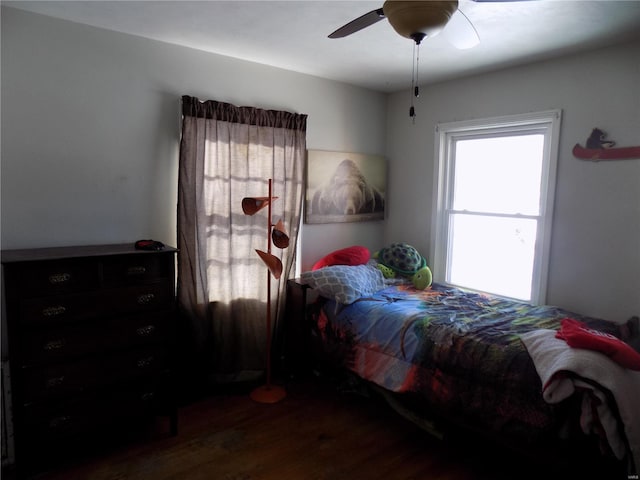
[556,318,640,370]
[311,245,370,271]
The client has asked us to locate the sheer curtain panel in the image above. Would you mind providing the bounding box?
[177,96,307,385]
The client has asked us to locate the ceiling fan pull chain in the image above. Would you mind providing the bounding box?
[415,41,420,98]
[409,41,417,121]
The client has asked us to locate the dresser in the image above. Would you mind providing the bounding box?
[1,244,178,476]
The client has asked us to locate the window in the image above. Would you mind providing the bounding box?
[432,110,561,303]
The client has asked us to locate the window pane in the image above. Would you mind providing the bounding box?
[448,214,537,300]
[453,135,544,215]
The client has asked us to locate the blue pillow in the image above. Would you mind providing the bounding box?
[301,264,385,304]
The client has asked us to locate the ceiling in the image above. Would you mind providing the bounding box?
[6,0,640,93]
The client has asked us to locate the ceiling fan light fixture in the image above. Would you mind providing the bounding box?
[383,0,459,40]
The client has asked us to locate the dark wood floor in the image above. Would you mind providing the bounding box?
[7,376,626,480]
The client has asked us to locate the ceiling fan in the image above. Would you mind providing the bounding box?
[329,0,520,49]
[329,0,523,119]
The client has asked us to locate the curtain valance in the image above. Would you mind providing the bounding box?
[181,95,307,131]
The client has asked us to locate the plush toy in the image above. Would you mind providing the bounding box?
[374,242,432,290]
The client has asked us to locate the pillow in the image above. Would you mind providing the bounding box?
[301,264,385,304]
[311,245,370,271]
[556,317,640,370]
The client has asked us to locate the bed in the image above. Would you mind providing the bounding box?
[300,261,640,476]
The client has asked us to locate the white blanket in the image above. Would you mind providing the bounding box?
[520,329,640,471]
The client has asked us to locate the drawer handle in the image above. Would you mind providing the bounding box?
[42,305,67,317]
[136,356,155,368]
[48,273,72,284]
[49,415,71,429]
[136,325,156,337]
[46,375,66,388]
[127,266,147,276]
[44,339,66,351]
[137,293,155,305]
[141,392,155,402]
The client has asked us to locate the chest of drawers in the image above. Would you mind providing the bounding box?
[1,244,178,476]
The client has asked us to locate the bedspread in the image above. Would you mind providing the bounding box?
[314,283,620,443]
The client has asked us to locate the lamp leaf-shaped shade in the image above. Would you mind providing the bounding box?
[255,249,283,279]
[271,219,289,249]
[241,196,278,216]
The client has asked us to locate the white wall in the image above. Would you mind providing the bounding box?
[0,7,387,271]
[3,8,638,322]
[385,40,640,323]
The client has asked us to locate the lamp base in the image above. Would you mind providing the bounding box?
[250,384,286,404]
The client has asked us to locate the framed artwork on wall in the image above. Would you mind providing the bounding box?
[305,150,386,224]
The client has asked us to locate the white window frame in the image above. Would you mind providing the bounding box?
[431,110,562,304]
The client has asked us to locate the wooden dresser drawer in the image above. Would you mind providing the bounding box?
[22,359,101,402]
[23,397,104,441]
[103,313,170,351]
[23,381,164,443]
[15,259,99,296]
[21,325,102,365]
[105,283,174,315]
[103,254,173,285]
[104,347,167,383]
[19,292,101,325]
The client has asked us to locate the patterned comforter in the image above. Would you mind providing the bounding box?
[314,283,620,443]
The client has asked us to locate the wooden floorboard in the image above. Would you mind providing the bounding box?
[10,376,625,480]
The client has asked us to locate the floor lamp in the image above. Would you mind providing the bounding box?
[241,179,288,404]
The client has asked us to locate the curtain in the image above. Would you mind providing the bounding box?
[177,96,307,385]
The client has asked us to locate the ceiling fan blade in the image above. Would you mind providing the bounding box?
[328,8,385,38]
[442,9,479,49]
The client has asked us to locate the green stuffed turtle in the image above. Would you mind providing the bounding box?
[375,242,433,290]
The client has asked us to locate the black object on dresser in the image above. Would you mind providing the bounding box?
[1,243,178,476]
